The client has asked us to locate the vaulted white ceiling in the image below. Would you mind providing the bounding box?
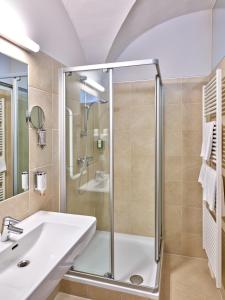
[3,0,217,65]
[61,0,136,63]
[61,0,216,64]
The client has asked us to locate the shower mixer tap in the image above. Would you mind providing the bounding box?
[77,156,93,167]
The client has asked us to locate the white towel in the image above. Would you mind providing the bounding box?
[198,163,207,200]
[221,178,225,216]
[0,158,6,173]
[198,164,216,211]
[205,166,217,211]
[200,121,216,160]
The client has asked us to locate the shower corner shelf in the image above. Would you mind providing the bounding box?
[78,174,109,193]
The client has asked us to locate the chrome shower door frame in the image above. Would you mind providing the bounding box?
[59,59,163,288]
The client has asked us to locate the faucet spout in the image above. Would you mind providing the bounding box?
[1,216,23,242]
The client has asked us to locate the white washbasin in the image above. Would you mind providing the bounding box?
[0,211,96,300]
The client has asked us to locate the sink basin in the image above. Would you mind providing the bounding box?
[0,211,96,300]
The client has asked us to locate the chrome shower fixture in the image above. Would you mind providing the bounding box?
[80,75,105,92]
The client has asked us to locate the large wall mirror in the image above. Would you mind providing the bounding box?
[0,53,28,201]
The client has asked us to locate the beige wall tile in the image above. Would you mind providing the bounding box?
[181,233,206,258]
[52,59,64,94]
[114,83,132,130]
[164,77,205,257]
[164,79,182,105]
[182,207,202,234]
[165,128,182,157]
[165,156,182,182]
[0,192,29,224]
[165,103,182,132]
[182,182,202,208]
[182,130,201,157]
[181,77,207,104]
[165,182,182,205]
[52,93,59,130]
[131,128,155,157]
[181,156,201,182]
[28,52,53,93]
[130,104,155,131]
[29,128,52,169]
[164,232,182,255]
[181,103,202,131]
[164,204,182,234]
[131,80,155,105]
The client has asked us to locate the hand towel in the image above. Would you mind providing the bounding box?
[221,178,225,217]
[205,165,217,211]
[198,163,206,200]
[0,158,6,173]
[200,121,216,160]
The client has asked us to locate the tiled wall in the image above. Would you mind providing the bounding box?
[112,78,206,246]
[114,81,155,236]
[164,77,206,257]
[0,38,61,224]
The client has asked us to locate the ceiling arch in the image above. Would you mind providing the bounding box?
[2,0,217,65]
[107,0,216,62]
[61,0,136,64]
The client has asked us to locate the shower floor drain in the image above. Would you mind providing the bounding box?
[130,274,143,285]
[17,260,30,268]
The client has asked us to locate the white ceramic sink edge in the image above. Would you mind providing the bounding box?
[0,211,96,300]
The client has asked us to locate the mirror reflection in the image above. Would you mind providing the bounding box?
[30,106,45,129]
[0,53,28,201]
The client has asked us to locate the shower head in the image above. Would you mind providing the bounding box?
[84,98,108,110]
[98,99,108,104]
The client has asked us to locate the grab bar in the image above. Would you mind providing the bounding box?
[66,107,86,180]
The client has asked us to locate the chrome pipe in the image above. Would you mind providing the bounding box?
[155,75,163,263]
[12,78,19,195]
[62,59,162,83]
[59,68,67,212]
[109,68,115,279]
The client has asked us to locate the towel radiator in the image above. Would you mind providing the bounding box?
[202,69,222,288]
[0,98,6,201]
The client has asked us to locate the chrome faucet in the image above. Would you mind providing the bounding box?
[1,216,23,242]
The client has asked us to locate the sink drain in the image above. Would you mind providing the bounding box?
[17,260,30,268]
[130,274,143,285]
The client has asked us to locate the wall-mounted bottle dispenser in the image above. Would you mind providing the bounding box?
[21,171,29,191]
[34,171,47,195]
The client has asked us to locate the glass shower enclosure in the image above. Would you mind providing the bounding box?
[59,59,163,296]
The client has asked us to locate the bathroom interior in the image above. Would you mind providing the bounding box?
[1,0,225,300]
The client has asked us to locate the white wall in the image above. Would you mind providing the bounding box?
[5,0,86,66]
[212,0,225,68]
[116,10,212,80]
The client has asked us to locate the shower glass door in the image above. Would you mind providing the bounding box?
[64,68,112,277]
[61,60,163,290]
[112,64,157,286]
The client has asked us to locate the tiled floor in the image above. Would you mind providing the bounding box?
[55,292,91,300]
[160,254,223,300]
[54,254,223,300]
